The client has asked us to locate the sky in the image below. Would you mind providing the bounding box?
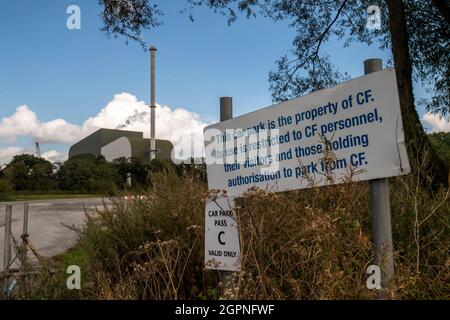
[0,0,448,164]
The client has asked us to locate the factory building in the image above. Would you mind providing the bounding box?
[69,128,173,162]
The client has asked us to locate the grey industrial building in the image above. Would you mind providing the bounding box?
[69,128,173,162]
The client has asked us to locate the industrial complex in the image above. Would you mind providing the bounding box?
[68,128,173,162]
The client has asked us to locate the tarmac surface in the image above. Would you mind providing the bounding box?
[0,197,107,271]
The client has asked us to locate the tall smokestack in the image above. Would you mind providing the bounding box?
[150,46,157,161]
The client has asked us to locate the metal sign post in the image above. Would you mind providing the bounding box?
[149,46,157,161]
[219,97,235,294]
[220,97,233,122]
[365,59,394,290]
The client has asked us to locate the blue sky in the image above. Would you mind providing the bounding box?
[0,1,443,162]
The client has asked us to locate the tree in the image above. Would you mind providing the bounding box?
[112,156,166,189]
[98,0,449,185]
[0,179,12,201]
[30,161,57,191]
[98,0,162,47]
[57,154,119,194]
[112,156,151,189]
[428,132,450,166]
[128,156,151,187]
[111,157,131,188]
[4,154,56,191]
[5,162,30,191]
[8,154,49,170]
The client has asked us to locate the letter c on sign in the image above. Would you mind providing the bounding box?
[218,231,225,245]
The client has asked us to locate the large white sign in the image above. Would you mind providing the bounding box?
[204,197,240,271]
[204,68,410,197]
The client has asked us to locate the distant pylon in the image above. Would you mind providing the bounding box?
[35,142,41,158]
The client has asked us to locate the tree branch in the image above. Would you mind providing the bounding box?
[431,0,450,24]
[282,0,349,92]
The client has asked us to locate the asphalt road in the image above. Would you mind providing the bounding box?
[0,197,107,272]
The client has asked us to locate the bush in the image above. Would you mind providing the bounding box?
[17,162,449,299]
[0,178,12,201]
[4,154,56,192]
[428,132,450,165]
[57,154,119,194]
[76,165,215,299]
[231,183,373,299]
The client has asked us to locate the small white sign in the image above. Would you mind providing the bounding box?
[204,196,240,271]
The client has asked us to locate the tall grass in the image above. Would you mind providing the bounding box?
[13,159,449,300]
[75,165,216,299]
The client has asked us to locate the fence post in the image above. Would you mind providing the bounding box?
[3,205,12,272]
[365,59,394,292]
[22,203,29,265]
[3,205,12,295]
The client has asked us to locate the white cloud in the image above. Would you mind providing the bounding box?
[0,147,66,165]
[422,113,450,132]
[0,146,25,164]
[41,150,67,162]
[82,93,147,132]
[33,119,83,144]
[0,105,39,139]
[0,92,212,161]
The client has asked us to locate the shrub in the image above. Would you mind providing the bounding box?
[57,154,119,194]
[16,161,449,299]
[0,178,12,201]
[76,165,216,299]
[3,154,56,192]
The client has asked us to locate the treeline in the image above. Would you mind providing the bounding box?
[428,132,450,165]
[0,153,206,200]
[0,132,448,200]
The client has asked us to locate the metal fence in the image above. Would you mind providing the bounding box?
[1,203,30,298]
